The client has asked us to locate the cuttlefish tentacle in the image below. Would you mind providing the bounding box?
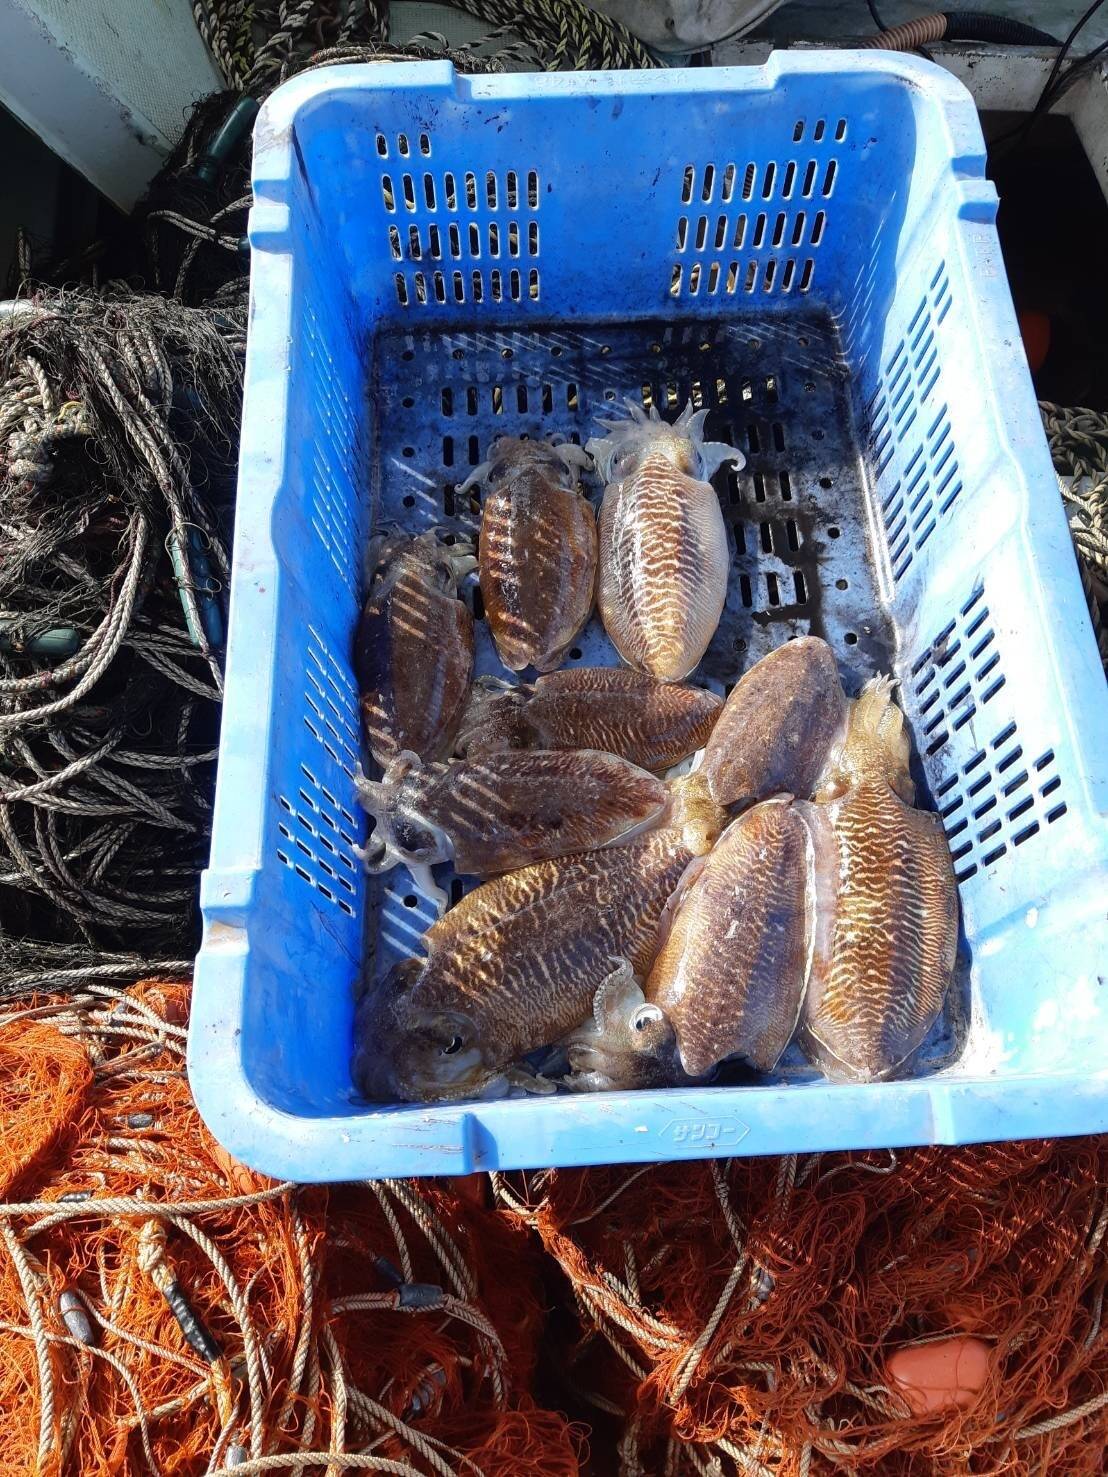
[548,438,592,473]
[354,755,456,865]
[404,862,450,915]
[353,747,673,912]
[457,461,493,495]
[589,398,744,482]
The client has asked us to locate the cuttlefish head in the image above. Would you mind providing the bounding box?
[661,770,726,855]
[353,959,507,1103]
[562,959,683,1092]
[354,752,453,873]
[815,675,916,804]
[586,399,744,484]
[458,434,590,495]
[366,529,477,597]
[454,676,530,757]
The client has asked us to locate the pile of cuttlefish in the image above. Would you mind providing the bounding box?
[351,401,959,1103]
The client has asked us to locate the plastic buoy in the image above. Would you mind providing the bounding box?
[887,1335,991,1415]
[1018,309,1051,373]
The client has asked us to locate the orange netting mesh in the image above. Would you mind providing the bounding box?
[4,980,1108,1476]
[0,984,581,1476]
[493,1138,1108,1475]
[0,1018,93,1201]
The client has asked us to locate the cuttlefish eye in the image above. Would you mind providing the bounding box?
[627,1003,671,1056]
[392,817,439,857]
[612,450,639,482]
[442,1034,464,1056]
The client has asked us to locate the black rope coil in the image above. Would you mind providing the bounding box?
[0,290,242,977]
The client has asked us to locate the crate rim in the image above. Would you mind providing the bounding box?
[191,53,1108,1182]
[252,52,985,148]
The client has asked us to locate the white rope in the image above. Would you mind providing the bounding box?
[0,1221,56,1468]
[1015,1388,1108,1439]
[219,1456,426,1474]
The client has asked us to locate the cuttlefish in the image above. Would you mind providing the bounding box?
[352,775,724,1103]
[798,676,959,1082]
[355,530,475,765]
[457,666,723,774]
[461,436,596,673]
[564,675,958,1088]
[698,636,849,808]
[354,747,668,908]
[587,400,743,682]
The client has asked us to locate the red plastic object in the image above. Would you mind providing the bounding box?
[887,1335,991,1415]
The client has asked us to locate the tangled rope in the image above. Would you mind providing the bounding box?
[192,0,536,96]
[0,291,241,971]
[0,982,580,1476]
[123,18,538,305]
[493,1144,1108,1474]
[191,0,653,91]
[1040,400,1108,667]
[447,0,656,69]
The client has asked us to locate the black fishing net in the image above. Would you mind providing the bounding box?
[0,9,539,1001]
[0,290,242,987]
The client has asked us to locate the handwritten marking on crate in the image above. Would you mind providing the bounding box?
[910,584,1067,884]
[670,120,845,301]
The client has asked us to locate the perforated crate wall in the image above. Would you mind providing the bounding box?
[193,60,1108,1184]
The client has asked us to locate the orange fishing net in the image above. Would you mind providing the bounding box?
[0,984,580,1476]
[494,1140,1108,1475]
[5,981,1108,1476]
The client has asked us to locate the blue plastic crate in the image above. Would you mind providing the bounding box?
[191,56,1108,1181]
